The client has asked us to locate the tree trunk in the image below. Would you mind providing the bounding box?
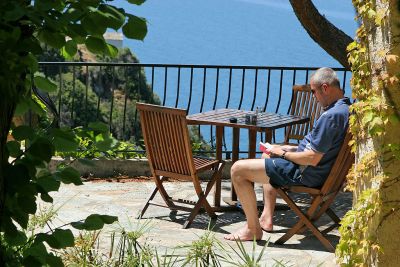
[361,1,400,264]
[289,0,354,68]
[337,0,400,265]
[0,99,16,264]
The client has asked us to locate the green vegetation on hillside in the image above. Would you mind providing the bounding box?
[43,46,160,142]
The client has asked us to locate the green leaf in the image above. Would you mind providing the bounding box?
[24,242,47,264]
[18,37,42,55]
[40,192,54,203]
[14,96,46,117]
[362,111,374,125]
[17,195,37,214]
[3,3,27,21]
[28,137,54,162]
[22,53,39,72]
[12,125,35,141]
[62,39,77,59]
[106,43,118,57]
[14,97,30,116]
[5,229,28,246]
[37,29,66,49]
[95,133,117,151]
[71,214,118,230]
[98,214,118,224]
[37,229,74,249]
[52,128,79,152]
[11,208,30,229]
[67,24,87,41]
[34,76,57,93]
[5,164,31,192]
[22,256,42,267]
[367,9,376,19]
[85,36,108,54]
[99,4,125,30]
[7,141,22,157]
[122,15,147,40]
[14,95,46,117]
[127,0,146,5]
[56,166,82,185]
[64,7,84,22]
[46,253,64,267]
[2,217,28,246]
[88,122,109,133]
[37,174,61,193]
[82,15,107,35]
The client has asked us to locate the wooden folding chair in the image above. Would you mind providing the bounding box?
[136,103,225,229]
[284,85,323,144]
[275,131,354,252]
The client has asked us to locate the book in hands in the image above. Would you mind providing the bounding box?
[259,142,273,154]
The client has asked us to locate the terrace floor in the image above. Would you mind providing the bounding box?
[49,178,352,266]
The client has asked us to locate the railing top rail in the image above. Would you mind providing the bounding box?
[38,62,349,71]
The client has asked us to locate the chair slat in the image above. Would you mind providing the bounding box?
[285,85,322,144]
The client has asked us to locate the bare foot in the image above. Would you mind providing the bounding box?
[259,217,273,232]
[224,226,262,241]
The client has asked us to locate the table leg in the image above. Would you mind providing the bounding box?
[265,129,273,143]
[248,129,257,159]
[231,128,240,201]
[214,126,223,207]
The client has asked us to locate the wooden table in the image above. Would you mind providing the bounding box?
[187,109,309,209]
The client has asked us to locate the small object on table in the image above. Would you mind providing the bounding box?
[245,114,251,124]
[229,117,238,123]
[250,114,257,125]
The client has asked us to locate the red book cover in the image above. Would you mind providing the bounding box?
[259,142,273,154]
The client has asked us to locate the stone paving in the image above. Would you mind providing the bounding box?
[48,179,352,266]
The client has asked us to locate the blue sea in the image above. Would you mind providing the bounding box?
[113,0,358,153]
[116,0,357,66]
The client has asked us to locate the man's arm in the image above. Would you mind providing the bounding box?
[280,145,298,152]
[269,146,324,166]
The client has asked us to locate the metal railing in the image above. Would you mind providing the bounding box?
[38,62,350,158]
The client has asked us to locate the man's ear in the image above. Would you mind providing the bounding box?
[321,83,329,93]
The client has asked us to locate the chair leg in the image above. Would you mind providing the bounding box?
[183,193,208,229]
[275,189,335,252]
[137,186,159,219]
[184,162,224,228]
[138,176,174,219]
[325,208,341,224]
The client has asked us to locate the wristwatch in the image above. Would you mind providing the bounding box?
[281,151,287,159]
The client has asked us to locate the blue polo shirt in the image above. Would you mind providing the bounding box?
[297,97,351,187]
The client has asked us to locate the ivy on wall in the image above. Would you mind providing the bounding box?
[336,0,400,265]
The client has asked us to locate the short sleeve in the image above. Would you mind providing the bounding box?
[309,114,340,153]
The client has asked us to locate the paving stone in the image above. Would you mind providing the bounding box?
[46,180,352,266]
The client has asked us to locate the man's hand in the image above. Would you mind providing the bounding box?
[268,146,324,166]
[269,146,287,159]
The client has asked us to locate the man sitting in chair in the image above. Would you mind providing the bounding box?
[224,67,351,241]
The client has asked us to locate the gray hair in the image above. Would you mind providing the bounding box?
[310,67,341,89]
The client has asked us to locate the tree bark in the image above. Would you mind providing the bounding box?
[0,99,15,264]
[289,0,354,68]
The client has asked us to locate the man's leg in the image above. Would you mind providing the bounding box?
[258,153,277,232]
[259,183,277,232]
[224,158,270,241]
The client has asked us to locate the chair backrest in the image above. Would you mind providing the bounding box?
[285,85,323,143]
[136,103,195,180]
[320,130,354,195]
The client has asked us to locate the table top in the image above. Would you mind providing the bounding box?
[187,108,309,131]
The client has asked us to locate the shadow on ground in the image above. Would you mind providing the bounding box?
[145,191,352,252]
